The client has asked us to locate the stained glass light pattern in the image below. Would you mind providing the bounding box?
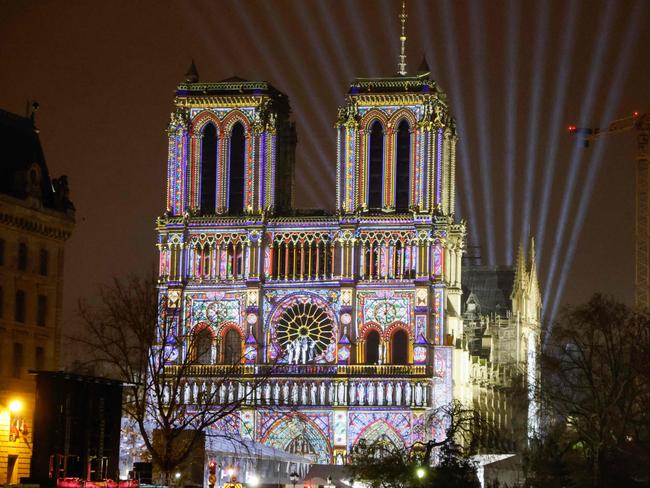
[276,302,333,358]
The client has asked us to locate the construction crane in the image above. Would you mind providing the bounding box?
[569,112,650,308]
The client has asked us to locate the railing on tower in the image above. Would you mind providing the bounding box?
[267,232,336,281]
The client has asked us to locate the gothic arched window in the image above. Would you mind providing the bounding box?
[228,122,246,214]
[366,329,380,365]
[395,120,411,211]
[391,329,408,365]
[368,121,384,210]
[193,328,213,365]
[200,123,218,213]
[223,328,242,364]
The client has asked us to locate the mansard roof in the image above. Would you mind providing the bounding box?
[0,108,74,214]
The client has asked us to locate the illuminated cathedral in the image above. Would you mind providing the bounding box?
[155,19,540,480]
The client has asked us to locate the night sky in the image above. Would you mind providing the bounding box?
[1,0,648,356]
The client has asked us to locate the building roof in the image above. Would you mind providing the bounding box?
[461,264,515,316]
[0,108,74,214]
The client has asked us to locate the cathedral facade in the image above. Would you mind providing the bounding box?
[155,62,539,469]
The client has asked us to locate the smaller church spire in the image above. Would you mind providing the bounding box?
[398,0,408,76]
[185,59,199,83]
[417,55,430,76]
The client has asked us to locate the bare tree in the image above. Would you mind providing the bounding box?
[74,274,269,483]
[541,294,650,487]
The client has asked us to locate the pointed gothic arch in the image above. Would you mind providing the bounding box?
[222,326,244,364]
[228,122,246,214]
[365,329,381,365]
[261,413,332,464]
[200,122,218,213]
[353,419,406,454]
[368,120,384,210]
[395,119,411,211]
[189,322,215,364]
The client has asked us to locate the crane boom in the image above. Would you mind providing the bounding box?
[574,113,650,308]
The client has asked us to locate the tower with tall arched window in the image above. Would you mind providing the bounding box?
[155,54,537,476]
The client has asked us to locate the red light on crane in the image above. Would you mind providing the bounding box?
[633,111,640,118]
[568,124,577,133]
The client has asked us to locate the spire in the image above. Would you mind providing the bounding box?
[417,55,430,76]
[398,0,408,76]
[514,241,526,285]
[185,59,199,83]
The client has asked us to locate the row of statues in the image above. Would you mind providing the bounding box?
[173,379,428,407]
[285,335,318,364]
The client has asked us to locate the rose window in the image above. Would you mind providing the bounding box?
[276,302,333,361]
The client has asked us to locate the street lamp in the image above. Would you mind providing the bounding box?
[8,399,23,413]
[289,470,299,488]
[248,473,260,487]
[415,466,426,480]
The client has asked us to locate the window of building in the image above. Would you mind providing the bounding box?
[15,290,26,323]
[395,120,411,211]
[366,330,380,365]
[368,121,384,209]
[35,346,45,370]
[13,342,23,378]
[0,238,5,265]
[40,248,49,276]
[200,122,218,213]
[223,328,242,364]
[391,329,409,365]
[193,328,213,365]
[18,243,28,271]
[228,122,246,214]
[37,294,47,326]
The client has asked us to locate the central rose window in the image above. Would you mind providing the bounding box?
[276,302,333,363]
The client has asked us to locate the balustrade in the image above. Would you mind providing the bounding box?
[166,377,431,408]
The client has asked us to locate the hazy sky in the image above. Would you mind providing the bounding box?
[1,0,648,356]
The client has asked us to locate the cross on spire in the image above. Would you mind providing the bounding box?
[398,0,408,76]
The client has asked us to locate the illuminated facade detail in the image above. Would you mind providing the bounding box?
[156,65,538,469]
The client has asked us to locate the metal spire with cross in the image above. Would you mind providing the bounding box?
[398,0,408,76]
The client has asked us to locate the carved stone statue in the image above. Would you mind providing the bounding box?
[386,382,393,405]
[282,382,290,404]
[395,382,402,405]
[405,382,412,406]
[415,382,423,406]
[320,381,326,404]
[368,382,375,405]
[273,382,280,404]
[377,383,384,405]
[349,382,357,405]
[338,382,346,404]
[358,383,366,405]
[310,382,317,405]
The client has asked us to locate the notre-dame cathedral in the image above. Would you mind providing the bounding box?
[155,23,541,481]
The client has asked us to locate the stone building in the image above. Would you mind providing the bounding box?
[0,107,75,483]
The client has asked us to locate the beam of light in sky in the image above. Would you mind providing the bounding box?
[379,0,400,75]
[339,2,375,77]
[504,0,520,264]
[413,0,440,74]
[469,0,496,264]
[233,3,332,204]
[520,0,549,255]
[439,0,481,252]
[545,0,645,335]
[301,2,354,82]
[535,0,580,263]
[543,0,617,306]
